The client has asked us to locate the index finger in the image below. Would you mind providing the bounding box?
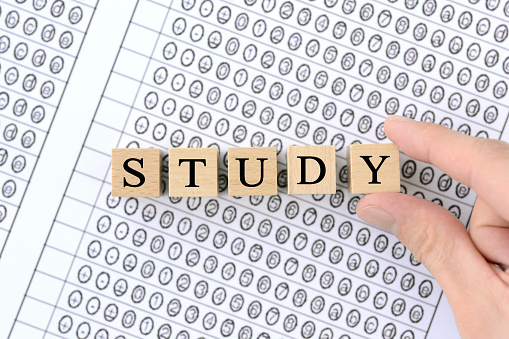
[385,115,509,220]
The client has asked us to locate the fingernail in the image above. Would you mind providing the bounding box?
[357,206,398,236]
[387,115,413,123]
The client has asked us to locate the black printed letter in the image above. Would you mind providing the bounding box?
[360,156,390,184]
[179,159,207,187]
[237,158,267,187]
[123,158,145,188]
[297,156,326,185]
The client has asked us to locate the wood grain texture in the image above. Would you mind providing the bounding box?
[111,148,162,197]
[228,147,277,196]
[168,148,218,197]
[347,143,400,194]
[287,145,336,195]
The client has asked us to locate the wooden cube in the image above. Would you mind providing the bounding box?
[168,148,218,197]
[287,145,336,195]
[111,148,162,197]
[228,147,277,196]
[347,143,400,194]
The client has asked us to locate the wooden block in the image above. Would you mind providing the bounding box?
[287,145,336,195]
[347,143,400,194]
[111,148,162,197]
[228,147,277,196]
[168,148,218,197]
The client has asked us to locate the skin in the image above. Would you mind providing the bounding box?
[356,115,509,339]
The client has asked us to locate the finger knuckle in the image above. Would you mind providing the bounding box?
[398,217,455,272]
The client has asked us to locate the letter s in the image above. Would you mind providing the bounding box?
[123,158,145,188]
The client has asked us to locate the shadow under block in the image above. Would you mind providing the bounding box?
[168,148,218,197]
[287,145,336,195]
[111,148,162,197]
[347,143,401,194]
[228,147,277,196]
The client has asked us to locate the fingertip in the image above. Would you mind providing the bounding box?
[356,194,371,211]
[356,193,402,216]
[384,115,414,144]
[385,115,414,124]
[383,116,450,162]
[357,193,455,226]
[356,193,377,212]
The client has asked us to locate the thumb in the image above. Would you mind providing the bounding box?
[356,193,494,302]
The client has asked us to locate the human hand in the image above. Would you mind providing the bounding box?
[356,115,509,339]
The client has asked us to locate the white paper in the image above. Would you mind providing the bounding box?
[2,0,509,338]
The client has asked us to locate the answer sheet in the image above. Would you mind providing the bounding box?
[1,0,508,338]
